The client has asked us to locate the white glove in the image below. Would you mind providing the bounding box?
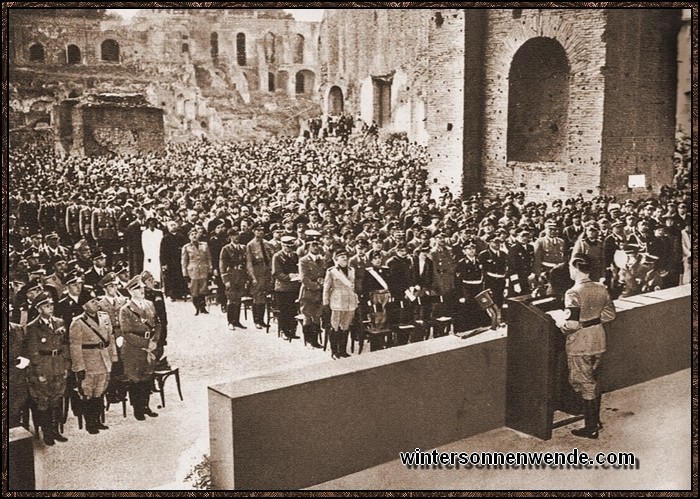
[459,298,466,303]
[148,340,157,351]
[116,336,124,348]
[16,356,30,369]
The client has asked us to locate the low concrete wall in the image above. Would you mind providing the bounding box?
[209,284,691,490]
[601,284,692,392]
[209,330,507,490]
[9,427,35,490]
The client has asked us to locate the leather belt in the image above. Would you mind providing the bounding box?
[581,318,601,328]
[82,341,109,349]
[541,262,557,268]
[486,272,506,279]
[39,349,63,357]
[128,330,153,339]
[463,280,483,285]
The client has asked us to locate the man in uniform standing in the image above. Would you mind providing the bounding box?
[323,248,358,359]
[25,292,69,445]
[220,228,248,330]
[555,254,616,439]
[430,232,456,338]
[298,235,326,348]
[533,220,566,284]
[119,275,160,421]
[455,239,489,332]
[507,229,535,297]
[272,236,302,340]
[246,224,274,329]
[69,290,118,434]
[9,302,30,428]
[181,227,213,316]
[479,233,508,326]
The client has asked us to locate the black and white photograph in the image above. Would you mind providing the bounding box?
[4,4,695,493]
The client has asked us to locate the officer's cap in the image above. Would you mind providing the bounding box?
[98,272,119,288]
[32,292,53,310]
[281,236,297,247]
[333,248,348,259]
[65,271,84,286]
[92,250,107,261]
[125,275,146,291]
[305,229,322,242]
[79,289,101,308]
[46,232,60,241]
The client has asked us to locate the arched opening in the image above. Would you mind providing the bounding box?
[507,37,569,163]
[372,75,393,127]
[236,33,246,66]
[295,70,315,95]
[264,32,276,64]
[182,43,189,53]
[29,43,45,62]
[210,32,218,58]
[293,34,304,64]
[268,72,276,92]
[328,86,344,115]
[101,39,120,62]
[66,44,81,64]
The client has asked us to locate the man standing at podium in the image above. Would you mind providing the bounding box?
[556,253,616,439]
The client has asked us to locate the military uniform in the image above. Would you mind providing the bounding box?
[479,247,508,309]
[119,291,161,420]
[507,241,534,297]
[25,313,69,443]
[272,245,301,339]
[559,274,616,438]
[220,240,248,328]
[298,250,326,346]
[69,310,118,433]
[455,255,489,332]
[245,237,274,327]
[533,233,565,279]
[181,240,212,314]
[430,245,456,337]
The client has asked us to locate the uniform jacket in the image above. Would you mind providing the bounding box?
[507,242,534,280]
[323,266,359,311]
[220,243,248,289]
[533,235,565,275]
[478,248,508,279]
[246,238,274,281]
[69,311,118,374]
[10,322,29,397]
[181,242,212,280]
[561,277,616,356]
[411,255,434,290]
[386,255,413,300]
[98,294,128,337]
[299,253,326,304]
[119,299,161,382]
[430,246,456,296]
[272,250,301,293]
[25,315,68,379]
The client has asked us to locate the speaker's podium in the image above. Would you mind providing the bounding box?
[505,294,583,440]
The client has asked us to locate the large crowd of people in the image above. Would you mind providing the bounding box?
[8,133,692,442]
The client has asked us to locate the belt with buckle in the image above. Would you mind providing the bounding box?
[580,318,601,328]
[39,349,63,357]
[541,262,557,268]
[486,272,506,279]
[82,341,109,349]
[463,279,483,285]
[129,331,152,339]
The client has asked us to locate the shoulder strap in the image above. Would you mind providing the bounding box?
[81,315,110,345]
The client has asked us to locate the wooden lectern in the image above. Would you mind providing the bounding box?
[505,294,583,440]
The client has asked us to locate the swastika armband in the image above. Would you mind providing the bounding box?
[565,307,581,321]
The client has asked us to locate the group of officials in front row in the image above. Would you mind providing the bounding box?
[10,270,164,446]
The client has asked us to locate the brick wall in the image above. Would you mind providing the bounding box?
[482,9,608,202]
[600,10,680,198]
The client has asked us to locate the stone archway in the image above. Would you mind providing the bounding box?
[507,37,570,163]
[328,86,344,115]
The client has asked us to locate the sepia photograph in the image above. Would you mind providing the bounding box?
[3,3,696,493]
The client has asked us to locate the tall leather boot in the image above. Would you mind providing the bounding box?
[131,385,145,421]
[329,329,340,359]
[571,399,599,439]
[593,394,602,430]
[337,330,351,358]
[85,398,99,434]
[306,324,323,349]
[51,405,68,442]
[199,296,209,314]
[194,296,200,316]
[39,409,54,446]
[94,397,109,430]
[228,302,244,328]
[142,382,159,418]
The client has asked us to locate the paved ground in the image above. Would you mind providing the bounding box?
[30,298,692,491]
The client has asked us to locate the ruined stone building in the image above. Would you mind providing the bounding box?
[319,9,689,200]
[9,8,321,154]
